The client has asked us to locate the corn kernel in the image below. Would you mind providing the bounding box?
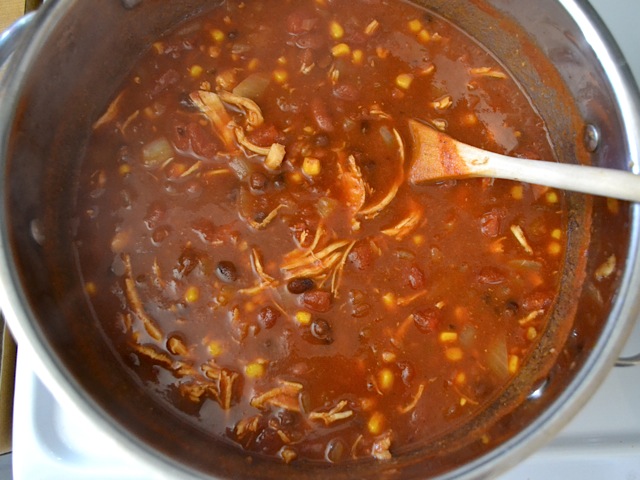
[84,281,97,296]
[376,46,389,59]
[211,28,225,43]
[118,164,131,176]
[352,49,364,65]
[395,73,414,90]
[454,372,466,385]
[460,397,467,406]
[189,64,203,78]
[245,361,266,378]
[431,95,453,110]
[208,45,221,58]
[420,64,436,76]
[461,112,478,126]
[454,306,469,322]
[382,292,396,309]
[408,19,423,33]
[546,191,558,204]
[382,351,397,363]
[481,434,491,444]
[247,58,259,71]
[418,29,431,43]
[302,157,321,176]
[289,171,303,184]
[331,42,351,57]
[167,336,188,356]
[548,241,561,255]
[329,20,344,39]
[367,411,385,435]
[295,311,312,325]
[526,326,538,341]
[378,368,394,392]
[511,185,523,200]
[364,19,380,36]
[551,228,562,240]
[508,354,519,374]
[207,340,223,357]
[607,197,620,214]
[360,397,377,411]
[185,285,200,303]
[273,69,288,84]
[152,42,164,54]
[445,347,463,362]
[413,234,425,246]
[439,331,458,343]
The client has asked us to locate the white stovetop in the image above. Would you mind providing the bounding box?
[11,317,640,480]
[8,0,640,478]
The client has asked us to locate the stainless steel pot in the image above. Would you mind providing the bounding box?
[0,1,639,478]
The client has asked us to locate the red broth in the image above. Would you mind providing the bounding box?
[75,0,565,465]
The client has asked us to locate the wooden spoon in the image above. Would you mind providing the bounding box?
[407,119,640,202]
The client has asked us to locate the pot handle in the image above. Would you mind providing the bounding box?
[616,353,640,367]
[0,12,37,67]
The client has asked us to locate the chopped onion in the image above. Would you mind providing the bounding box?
[486,335,509,380]
[233,73,270,100]
[229,157,250,180]
[316,197,338,218]
[141,137,173,168]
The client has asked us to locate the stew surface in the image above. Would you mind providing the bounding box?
[75,0,566,465]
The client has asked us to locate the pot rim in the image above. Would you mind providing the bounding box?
[0,0,639,479]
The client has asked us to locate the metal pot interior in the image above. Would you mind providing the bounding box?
[1,0,638,478]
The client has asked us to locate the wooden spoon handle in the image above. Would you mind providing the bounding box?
[408,120,640,202]
[457,141,640,203]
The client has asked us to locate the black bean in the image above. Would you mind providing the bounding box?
[273,173,286,190]
[216,260,238,283]
[258,306,280,329]
[301,290,332,312]
[412,308,440,333]
[287,277,315,294]
[250,172,268,191]
[310,318,333,344]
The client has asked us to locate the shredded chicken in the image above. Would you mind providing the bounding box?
[264,143,286,170]
[235,415,262,440]
[309,400,354,425]
[251,248,276,284]
[330,240,356,295]
[336,154,366,223]
[470,66,507,79]
[518,309,544,326]
[133,344,196,378]
[381,205,423,240]
[282,239,350,278]
[234,127,286,170]
[190,90,236,149]
[234,126,270,155]
[595,254,616,280]
[371,431,393,460]
[250,380,303,412]
[510,224,533,254]
[185,362,240,410]
[398,384,425,414]
[359,127,405,218]
[248,204,286,230]
[218,90,264,128]
[93,91,124,130]
[122,254,163,341]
